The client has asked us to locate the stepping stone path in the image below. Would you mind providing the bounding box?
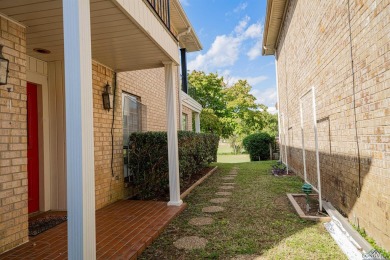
[202,206,225,213]
[219,186,234,190]
[216,191,232,196]
[174,167,239,250]
[222,177,235,180]
[231,255,263,260]
[210,198,230,204]
[173,236,208,250]
[189,217,214,226]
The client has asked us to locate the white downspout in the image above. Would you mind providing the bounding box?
[282,113,288,173]
[275,53,283,163]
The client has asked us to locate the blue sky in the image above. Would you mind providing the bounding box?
[180,0,277,113]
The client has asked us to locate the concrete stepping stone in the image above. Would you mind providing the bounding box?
[173,236,208,250]
[216,191,232,196]
[189,217,214,226]
[202,206,225,213]
[223,183,235,185]
[222,177,235,180]
[231,255,263,260]
[219,186,234,190]
[210,198,230,204]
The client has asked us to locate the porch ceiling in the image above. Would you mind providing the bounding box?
[0,0,174,71]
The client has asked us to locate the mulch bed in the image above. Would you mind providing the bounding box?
[294,195,322,217]
[29,215,67,236]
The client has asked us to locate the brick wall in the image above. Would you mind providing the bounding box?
[0,18,28,253]
[276,0,390,249]
[182,105,193,131]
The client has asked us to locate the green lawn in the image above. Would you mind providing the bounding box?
[140,161,346,260]
[217,154,250,163]
[217,142,234,154]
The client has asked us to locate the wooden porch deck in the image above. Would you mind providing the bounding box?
[1,200,186,259]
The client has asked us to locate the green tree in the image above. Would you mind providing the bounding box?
[188,71,226,118]
[199,108,223,135]
[187,70,278,153]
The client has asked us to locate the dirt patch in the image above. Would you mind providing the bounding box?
[294,195,321,216]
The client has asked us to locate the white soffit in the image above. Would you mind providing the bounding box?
[170,0,202,52]
[0,0,177,71]
[262,0,289,56]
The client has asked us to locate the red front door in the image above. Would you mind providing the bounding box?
[27,82,40,213]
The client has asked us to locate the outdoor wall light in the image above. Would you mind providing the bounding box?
[0,45,10,86]
[102,82,113,110]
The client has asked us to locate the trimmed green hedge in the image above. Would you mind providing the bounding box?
[127,131,219,199]
[243,132,273,161]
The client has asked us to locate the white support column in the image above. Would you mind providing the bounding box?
[63,0,96,259]
[164,62,183,206]
[195,112,201,133]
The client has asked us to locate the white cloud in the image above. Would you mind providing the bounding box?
[243,22,262,39]
[180,0,189,6]
[188,35,242,71]
[224,74,268,87]
[247,40,263,60]
[250,87,277,107]
[267,106,277,114]
[188,17,264,71]
[234,16,250,34]
[234,2,248,13]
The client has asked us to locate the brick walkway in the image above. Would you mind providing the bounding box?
[1,200,186,259]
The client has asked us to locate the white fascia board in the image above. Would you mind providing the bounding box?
[181,91,202,113]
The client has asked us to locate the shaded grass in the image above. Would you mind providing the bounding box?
[139,161,346,260]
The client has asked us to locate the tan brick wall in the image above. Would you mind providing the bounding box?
[182,105,193,131]
[0,18,28,253]
[276,0,390,249]
[93,63,187,209]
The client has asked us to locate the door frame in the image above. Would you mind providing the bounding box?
[27,69,51,212]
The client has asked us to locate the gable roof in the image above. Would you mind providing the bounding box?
[262,0,289,56]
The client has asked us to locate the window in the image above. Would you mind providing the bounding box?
[182,113,188,131]
[122,93,146,181]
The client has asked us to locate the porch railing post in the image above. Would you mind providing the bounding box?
[63,0,96,258]
[164,62,183,206]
